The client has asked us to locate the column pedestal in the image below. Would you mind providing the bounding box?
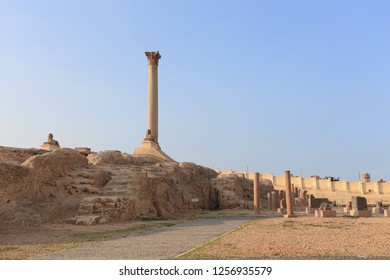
[133,141,174,162]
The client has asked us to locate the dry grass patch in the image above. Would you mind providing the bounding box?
[179,216,390,259]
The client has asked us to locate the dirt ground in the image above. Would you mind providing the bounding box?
[0,209,248,260]
[3,208,390,260]
[0,217,189,260]
[181,209,390,259]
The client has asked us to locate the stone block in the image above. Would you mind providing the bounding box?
[308,196,329,208]
[372,207,384,214]
[315,210,336,218]
[306,207,315,214]
[351,196,368,210]
[384,209,390,217]
[343,207,350,214]
[349,209,372,217]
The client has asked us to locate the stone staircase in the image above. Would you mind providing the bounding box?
[62,165,147,225]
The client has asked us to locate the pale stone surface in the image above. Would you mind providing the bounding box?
[384,209,390,217]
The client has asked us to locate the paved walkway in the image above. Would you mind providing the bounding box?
[32,216,255,260]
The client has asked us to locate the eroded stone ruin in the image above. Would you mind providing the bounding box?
[0,147,273,225]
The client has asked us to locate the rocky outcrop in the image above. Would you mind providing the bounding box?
[0,146,47,165]
[87,150,164,166]
[22,148,88,191]
[0,148,90,224]
[0,162,32,203]
[210,174,273,210]
[0,148,275,225]
[0,148,88,204]
[87,150,134,165]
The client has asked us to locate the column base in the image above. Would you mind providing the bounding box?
[40,143,61,151]
[283,214,297,218]
[315,210,336,218]
[349,209,372,217]
[133,141,175,162]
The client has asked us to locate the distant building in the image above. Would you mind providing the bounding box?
[362,172,371,183]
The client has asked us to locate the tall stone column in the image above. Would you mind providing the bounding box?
[253,172,260,215]
[145,51,161,143]
[133,51,174,162]
[284,170,297,218]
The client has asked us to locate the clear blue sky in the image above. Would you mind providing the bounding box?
[1,1,389,181]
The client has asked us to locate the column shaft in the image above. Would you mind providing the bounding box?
[148,64,158,142]
[253,172,260,215]
[284,170,295,217]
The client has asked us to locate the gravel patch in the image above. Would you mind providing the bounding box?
[182,215,390,259]
[30,216,254,260]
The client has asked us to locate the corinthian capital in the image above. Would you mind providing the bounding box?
[145,51,161,66]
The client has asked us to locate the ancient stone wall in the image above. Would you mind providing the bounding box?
[253,172,390,204]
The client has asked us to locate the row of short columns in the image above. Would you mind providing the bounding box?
[254,170,304,218]
[254,171,390,219]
